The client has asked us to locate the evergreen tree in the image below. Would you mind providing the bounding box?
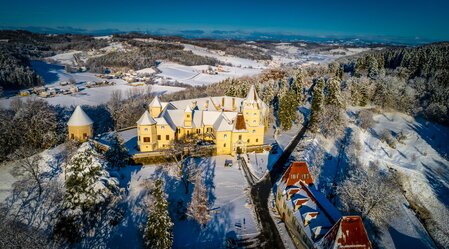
[54,142,121,242]
[144,179,173,249]
[105,134,129,169]
[325,78,344,109]
[310,78,325,132]
[292,69,304,106]
[278,82,297,130]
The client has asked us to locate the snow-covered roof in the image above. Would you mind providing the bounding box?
[277,161,343,244]
[136,111,156,125]
[319,216,372,249]
[136,67,156,75]
[245,85,260,103]
[67,106,93,126]
[149,95,162,108]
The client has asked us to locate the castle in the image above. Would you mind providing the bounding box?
[66,85,268,156]
[136,85,268,155]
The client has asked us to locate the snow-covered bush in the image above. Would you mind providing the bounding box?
[357,109,374,130]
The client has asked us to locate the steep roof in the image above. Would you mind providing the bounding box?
[149,95,162,108]
[234,113,247,131]
[319,216,372,249]
[67,106,93,126]
[281,161,314,185]
[245,84,260,102]
[136,110,156,125]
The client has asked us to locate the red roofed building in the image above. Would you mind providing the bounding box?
[281,161,314,185]
[275,161,372,249]
[319,216,372,249]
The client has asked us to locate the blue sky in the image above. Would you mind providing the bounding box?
[0,0,448,41]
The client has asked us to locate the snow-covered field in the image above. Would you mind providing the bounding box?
[156,62,262,86]
[292,109,449,249]
[0,61,185,108]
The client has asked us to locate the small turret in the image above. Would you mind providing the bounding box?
[67,106,93,142]
[149,95,162,118]
[184,105,193,127]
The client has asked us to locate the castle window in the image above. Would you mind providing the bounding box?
[144,137,150,142]
[161,125,165,129]
[166,135,170,140]
[239,135,242,140]
[256,138,259,143]
[253,120,256,123]
[224,143,226,147]
[253,113,256,116]
[246,112,249,115]
[186,114,190,118]
[252,129,256,133]
[247,139,250,143]
[144,128,148,131]
[187,130,190,135]
[224,134,227,138]
[197,129,200,134]
[83,133,87,139]
[158,135,161,140]
[71,134,74,139]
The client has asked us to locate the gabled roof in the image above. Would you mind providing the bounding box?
[149,95,162,108]
[319,216,372,249]
[67,106,93,126]
[281,161,314,185]
[136,110,156,125]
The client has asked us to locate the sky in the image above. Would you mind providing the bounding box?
[0,0,448,42]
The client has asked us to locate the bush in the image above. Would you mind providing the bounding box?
[381,129,397,149]
[358,109,374,130]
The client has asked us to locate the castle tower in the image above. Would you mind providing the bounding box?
[137,110,158,152]
[242,85,262,127]
[184,105,193,127]
[149,95,162,118]
[67,106,93,142]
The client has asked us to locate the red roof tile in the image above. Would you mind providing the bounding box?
[281,161,314,186]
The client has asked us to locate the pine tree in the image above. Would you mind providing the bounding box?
[310,78,325,132]
[144,179,173,249]
[54,142,120,242]
[292,69,304,106]
[187,174,210,227]
[278,83,297,130]
[325,78,344,109]
[105,134,129,169]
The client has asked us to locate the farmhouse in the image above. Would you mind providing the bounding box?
[275,161,371,249]
[137,85,269,155]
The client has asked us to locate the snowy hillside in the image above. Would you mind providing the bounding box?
[292,109,449,248]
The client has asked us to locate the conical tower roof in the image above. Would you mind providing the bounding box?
[137,110,157,125]
[67,106,93,126]
[245,85,260,102]
[149,95,162,108]
[185,104,192,112]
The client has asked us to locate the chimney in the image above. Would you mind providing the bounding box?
[222,97,225,107]
[205,100,209,109]
[232,97,235,110]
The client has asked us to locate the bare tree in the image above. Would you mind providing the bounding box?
[10,147,43,197]
[336,162,399,227]
[187,174,210,227]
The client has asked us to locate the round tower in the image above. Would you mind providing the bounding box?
[67,106,93,142]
